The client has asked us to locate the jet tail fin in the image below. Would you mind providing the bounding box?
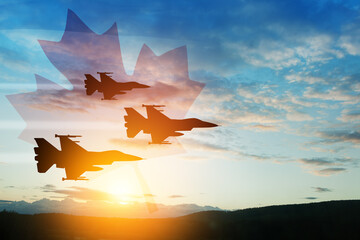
[124,108,146,138]
[34,138,59,173]
[84,74,101,95]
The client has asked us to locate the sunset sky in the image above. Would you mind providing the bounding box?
[1,0,360,216]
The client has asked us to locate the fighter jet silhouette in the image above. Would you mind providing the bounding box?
[124,104,218,144]
[84,72,150,100]
[34,134,143,181]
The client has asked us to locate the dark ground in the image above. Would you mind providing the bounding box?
[1,200,360,240]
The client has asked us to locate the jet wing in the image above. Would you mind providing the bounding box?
[84,74,100,95]
[58,136,87,154]
[118,82,136,90]
[64,165,87,180]
[124,108,146,138]
[102,90,118,100]
[146,106,170,122]
[100,73,117,85]
[118,82,148,90]
[150,130,171,144]
[99,73,124,99]
[144,106,172,143]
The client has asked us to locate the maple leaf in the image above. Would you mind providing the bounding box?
[6,9,208,213]
[7,9,205,158]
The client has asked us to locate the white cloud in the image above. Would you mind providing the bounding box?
[226,40,300,70]
[226,33,344,70]
[337,109,360,122]
[313,168,347,176]
[338,20,360,56]
[295,34,344,62]
[339,35,360,55]
[286,111,313,122]
[243,124,278,132]
[304,87,360,104]
[231,111,281,124]
[285,74,326,84]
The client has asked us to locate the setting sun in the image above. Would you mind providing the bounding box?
[107,182,131,197]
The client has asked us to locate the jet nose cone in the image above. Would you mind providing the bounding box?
[138,83,150,88]
[200,121,218,128]
[124,153,143,161]
[208,122,218,127]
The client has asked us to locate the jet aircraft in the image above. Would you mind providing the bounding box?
[34,134,142,181]
[124,104,218,144]
[84,72,150,100]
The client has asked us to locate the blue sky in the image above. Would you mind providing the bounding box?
[1,0,360,215]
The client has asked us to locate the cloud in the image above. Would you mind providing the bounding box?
[1,0,355,76]
[42,185,158,207]
[312,187,331,193]
[244,124,278,132]
[0,46,31,73]
[233,82,322,125]
[337,109,360,122]
[190,82,287,125]
[303,126,360,156]
[307,145,346,154]
[299,157,355,166]
[143,194,156,197]
[182,137,281,162]
[304,86,360,104]
[238,83,291,111]
[318,130,360,144]
[314,168,346,176]
[168,195,185,199]
[226,32,343,70]
[340,36,360,55]
[226,110,281,124]
[45,186,115,201]
[304,197,317,200]
[339,19,360,56]
[298,157,352,176]
[226,40,300,70]
[41,184,56,192]
[298,158,337,166]
[286,110,313,122]
[285,74,326,85]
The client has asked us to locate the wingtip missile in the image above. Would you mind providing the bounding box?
[55,134,82,138]
[62,177,89,181]
[142,104,166,108]
[97,71,113,75]
[149,141,171,145]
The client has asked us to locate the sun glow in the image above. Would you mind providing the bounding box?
[105,178,139,204]
[107,183,131,196]
[93,163,144,203]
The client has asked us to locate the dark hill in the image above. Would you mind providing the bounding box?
[1,200,360,240]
